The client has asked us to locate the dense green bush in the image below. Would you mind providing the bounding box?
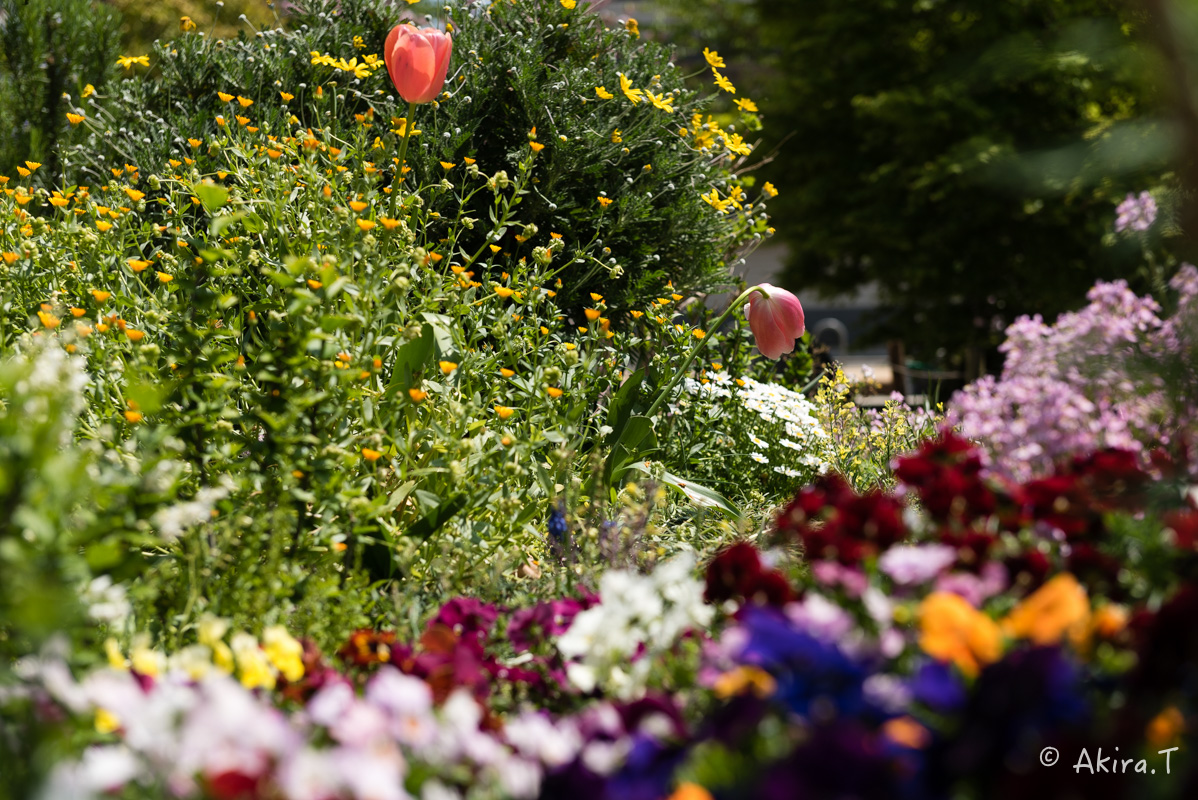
[0,0,790,648]
[0,0,122,181]
[54,0,767,314]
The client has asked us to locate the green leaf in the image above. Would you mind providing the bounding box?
[383,480,417,514]
[84,542,123,570]
[625,461,742,518]
[406,493,469,539]
[420,312,456,357]
[605,414,657,487]
[384,323,435,399]
[242,212,265,233]
[193,181,229,212]
[604,367,645,447]
[210,211,246,237]
[319,314,360,332]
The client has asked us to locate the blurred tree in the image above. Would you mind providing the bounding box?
[0,0,122,181]
[661,0,1176,373]
[1140,0,1198,261]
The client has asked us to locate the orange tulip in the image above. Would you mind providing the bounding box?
[384,25,453,104]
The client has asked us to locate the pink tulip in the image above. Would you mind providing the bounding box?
[744,283,805,359]
[384,25,453,105]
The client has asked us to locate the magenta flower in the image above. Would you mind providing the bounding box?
[744,284,805,359]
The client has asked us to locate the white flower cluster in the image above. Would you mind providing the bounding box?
[151,485,230,541]
[81,576,131,628]
[28,660,578,800]
[556,552,713,699]
[9,337,90,444]
[682,372,829,477]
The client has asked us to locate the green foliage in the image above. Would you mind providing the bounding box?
[105,0,274,57]
[56,0,767,316]
[0,25,776,645]
[723,0,1170,365]
[814,366,943,491]
[0,0,934,684]
[0,0,122,181]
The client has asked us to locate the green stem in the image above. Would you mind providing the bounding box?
[392,100,417,214]
[643,285,769,420]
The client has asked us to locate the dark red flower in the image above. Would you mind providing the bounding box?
[206,771,261,800]
[1003,549,1051,594]
[775,474,906,566]
[1130,584,1198,696]
[1065,543,1123,597]
[1164,508,1198,550]
[894,430,997,524]
[507,597,592,653]
[704,542,794,607]
[1021,474,1091,539]
[1068,448,1148,512]
[938,530,997,574]
[432,597,499,646]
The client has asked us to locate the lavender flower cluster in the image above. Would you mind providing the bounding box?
[948,266,1198,482]
[1114,191,1158,234]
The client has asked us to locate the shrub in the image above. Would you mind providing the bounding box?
[0,2,788,644]
[54,0,769,315]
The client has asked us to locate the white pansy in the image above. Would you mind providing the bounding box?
[556,552,712,699]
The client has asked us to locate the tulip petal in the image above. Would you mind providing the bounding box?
[745,284,805,359]
[388,27,437,103]
[426,30,453,100]
[384,25,401,77]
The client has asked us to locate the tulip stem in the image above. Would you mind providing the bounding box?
[642,285,769,422]
[393,100,417,212]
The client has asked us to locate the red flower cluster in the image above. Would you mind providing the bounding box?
[774,473,906,565]
[1164,508,1198,549]
[704,542,794,607]
[1020,448,1149,540]
[894,431,997,525]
